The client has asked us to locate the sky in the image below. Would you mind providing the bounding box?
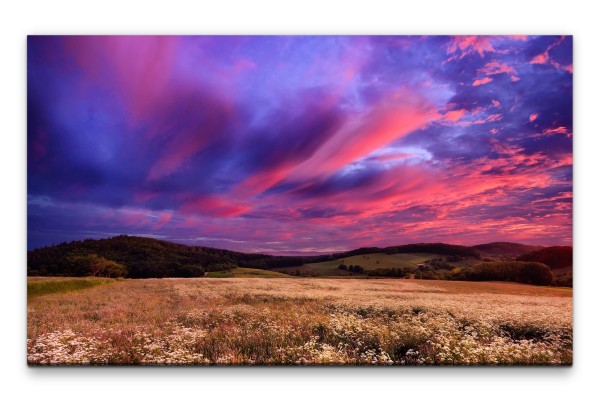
[27,35,573,254]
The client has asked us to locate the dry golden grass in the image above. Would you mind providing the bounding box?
[27,278,572,365]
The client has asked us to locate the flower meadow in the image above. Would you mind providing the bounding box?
[27,278,572,365]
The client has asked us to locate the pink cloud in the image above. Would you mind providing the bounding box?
[147,135,211,181]
[529,113,539,122]
[478,61,517,76]
[368,152,413,163]
[543,126,572,137]
[529,37,572,73]
[153,211,173,229]
[118,210,146,227]
[291,93,439,178]
[443,109,466,122]
[236,89,439,196]
[440,106,503,128]
[145,90,233,181]
[530,52,550,65]
[64,36,238,183]
[447,36,495,59]
[322,142,571,247]
[195,138,571,251]
[472,61,519,85]
[489,139,523,157]
[236,163,298,198]
[286,164,445,220]
[65,36,179,124]
[486,114,503,122]
[94,206,173,230]
[180,196,251,218]
[473,77,493,87]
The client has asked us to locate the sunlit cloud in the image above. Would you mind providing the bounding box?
[27,35,573,253]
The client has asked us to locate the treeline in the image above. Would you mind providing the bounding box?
[28,253,129,278]
[516,246,573,287]
[338,264,365,273]
[471,242,543,256]
[360,261,560,286]
[28,235,406,277]
[27,235,570,286]
[465,261,554,285]
[366,267,411,277]
[381,243,480,258]
[241,243,481,269]
[27,236,245,278]
[240,248,384,269]
[516,246,573,269]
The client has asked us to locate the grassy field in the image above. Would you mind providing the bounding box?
[206,267,289,278]
[27,277,116,300]
[274,260,353,276]
[273,253,440,276]
[27,277,572,365]
[341,253,438,269]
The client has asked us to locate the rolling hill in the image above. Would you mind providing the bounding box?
[516,246,573,269]
[472,242,544,257]
[206,267,290,278]
[28,235,564,280]
[27,235,265,278]
[274,253,440,276]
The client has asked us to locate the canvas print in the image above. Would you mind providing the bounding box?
[27,36,573,366]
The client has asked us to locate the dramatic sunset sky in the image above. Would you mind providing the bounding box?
[27,36,572,253]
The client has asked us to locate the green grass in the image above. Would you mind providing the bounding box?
[27,277,117,299]
[338,253,438,270]
[272,260,347,276]
[206,267,290,278]
[274,253,443,276]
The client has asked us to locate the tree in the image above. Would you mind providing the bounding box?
[103,260,128,278]
[68,254,127,278]
[516,262,553,286]
[176,264,205,278]
[348,265,364,273]
[468,261,553,286]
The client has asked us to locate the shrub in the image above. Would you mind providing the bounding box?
[552,272,573,287]
[467,261,553,286]
[348,265,364,273]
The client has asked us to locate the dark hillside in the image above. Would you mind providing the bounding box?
[27,235,269,278]
[473,242,544,256]
[384,243,481,258]
[29,236,561,281]
[516,246,573,269]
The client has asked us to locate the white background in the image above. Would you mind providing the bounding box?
[1,1,598,400]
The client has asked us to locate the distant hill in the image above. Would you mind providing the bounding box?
[29,235,562,279]
[27,236,483,277]
[516,246,573,269]
[27,235,271,278]
[383,243,480,258]
[472,242,544,256]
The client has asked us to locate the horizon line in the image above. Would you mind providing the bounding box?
[27,233,571,257]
